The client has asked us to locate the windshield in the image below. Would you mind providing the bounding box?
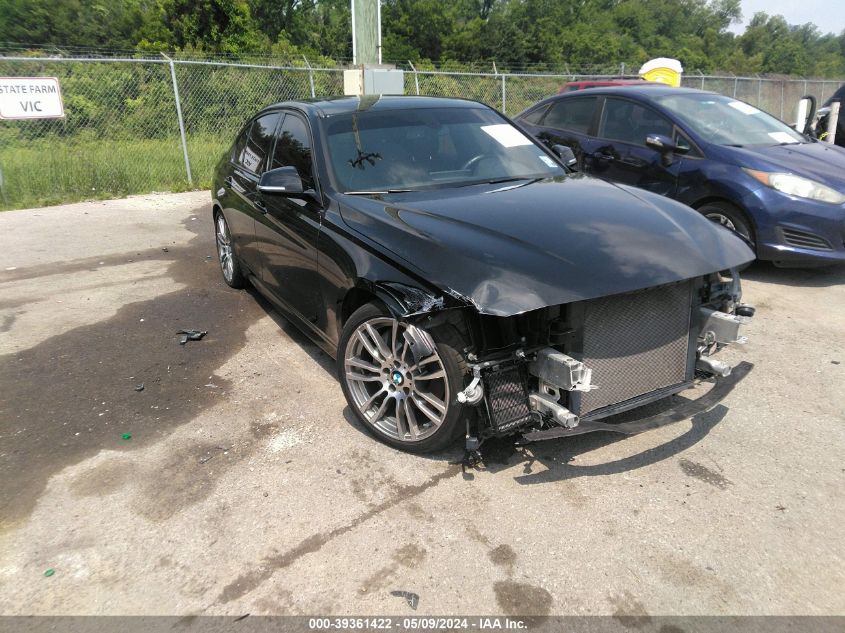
[655,93,805,146]
[324,106,564,192]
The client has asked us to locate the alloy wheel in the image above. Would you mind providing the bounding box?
[343,317,449,443]
[705,211,753,244]
[216,214,234,283]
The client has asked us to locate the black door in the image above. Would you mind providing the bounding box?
[255,112,324,324]
[221,112,282,274]
[586,97,681,197]
[529,95,600,169]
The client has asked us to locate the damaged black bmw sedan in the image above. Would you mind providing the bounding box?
[212,96,755,455]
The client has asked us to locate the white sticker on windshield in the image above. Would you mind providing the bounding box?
[481,124,533,147]
[727,100,760,115]
[539,155,557,168]
[768,131,797,143]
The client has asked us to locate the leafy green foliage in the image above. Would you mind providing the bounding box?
[1,0,842,76]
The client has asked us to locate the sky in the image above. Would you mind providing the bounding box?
[730,0,845,35]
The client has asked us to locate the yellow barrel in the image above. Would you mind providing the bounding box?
[638,58,683,87]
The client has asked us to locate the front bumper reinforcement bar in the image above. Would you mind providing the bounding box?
[516,361,753,444]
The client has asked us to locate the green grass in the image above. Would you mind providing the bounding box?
[0,135,227,210]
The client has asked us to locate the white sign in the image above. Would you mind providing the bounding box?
[0,77,65,120]
[727,100,760,116]
[481,124,533,148]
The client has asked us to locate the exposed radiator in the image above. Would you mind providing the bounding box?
[482,365,533,433]
[574,281,693,416]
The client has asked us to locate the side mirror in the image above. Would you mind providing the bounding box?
[551,144,578,169]
[645,133,688,154]
[794,95,816,135]
[258,166,304,195]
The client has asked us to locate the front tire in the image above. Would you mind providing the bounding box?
[699,201,755,251]
[338,303,467,453]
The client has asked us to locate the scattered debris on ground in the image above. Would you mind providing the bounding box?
[390,590,419,610]
[177,329,207,345]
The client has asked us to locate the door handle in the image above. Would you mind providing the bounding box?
[593,152,615,161]
[254,198,267,214]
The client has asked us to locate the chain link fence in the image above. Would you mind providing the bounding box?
[0,56,343,209]
[680,73,841,121]
[1,54,843,210]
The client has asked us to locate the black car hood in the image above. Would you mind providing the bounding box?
[729,141,845,189]
[338,176,753,316]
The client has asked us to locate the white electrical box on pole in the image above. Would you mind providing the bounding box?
[346,0,403,96]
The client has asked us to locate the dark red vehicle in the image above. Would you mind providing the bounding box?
[559,78,659,93]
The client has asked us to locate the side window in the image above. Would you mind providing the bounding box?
[599,98,673,147]
[271,114,314,190]
[674,130,701,158]
[521,104,550,125]
[231,122,251,164]
[234,112,281,173]
[543,97,598,134]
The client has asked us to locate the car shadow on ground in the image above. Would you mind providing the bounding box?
[482,405,726,485]
[336,382,727,478]
[466,386,729,485]
[742,260,845,287]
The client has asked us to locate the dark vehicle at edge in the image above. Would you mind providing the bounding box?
[212,95,754,454]
[515,86,845,267]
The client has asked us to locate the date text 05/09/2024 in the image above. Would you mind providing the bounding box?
[308,617,528,630]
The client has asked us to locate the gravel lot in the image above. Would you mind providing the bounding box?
[0,192,843,617]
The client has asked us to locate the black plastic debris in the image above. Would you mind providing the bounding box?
[390,590,419,610]
[178,329,207,345]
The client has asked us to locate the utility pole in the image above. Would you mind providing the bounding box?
[346,0,402,95]
[351,0,381,65]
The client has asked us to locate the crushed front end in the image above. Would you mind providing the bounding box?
[448,271,754,448]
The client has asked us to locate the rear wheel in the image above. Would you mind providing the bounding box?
[215,211,246,288]
[338,303,467,453]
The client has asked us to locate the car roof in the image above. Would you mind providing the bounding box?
[564,79,656,86]
[260,95,489,118]
[516,86,713,118]
[567,85,706,98]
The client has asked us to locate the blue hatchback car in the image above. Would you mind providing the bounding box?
[515,86,845,266]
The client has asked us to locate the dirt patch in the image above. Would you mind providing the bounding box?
[609,590,652,628]
[493,580,552,616]
[678,458,732,490]
[359,543,428,594]
[488,544,517,569]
